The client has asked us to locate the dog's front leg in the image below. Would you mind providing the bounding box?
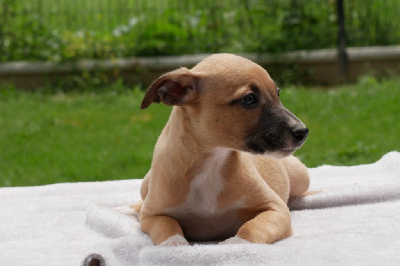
[239,206,292,244]
[140,214,189,246]
[222,204,292,244]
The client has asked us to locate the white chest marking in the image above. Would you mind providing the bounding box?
[169,148,230,217]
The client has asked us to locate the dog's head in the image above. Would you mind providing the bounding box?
[141,54,308,158]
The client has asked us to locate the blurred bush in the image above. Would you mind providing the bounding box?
[0,0,399,62]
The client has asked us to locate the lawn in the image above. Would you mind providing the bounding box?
[1,78,399,187]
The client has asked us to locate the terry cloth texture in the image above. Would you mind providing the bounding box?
[0,152,400,265]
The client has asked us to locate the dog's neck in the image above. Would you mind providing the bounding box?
[157,106,232,176]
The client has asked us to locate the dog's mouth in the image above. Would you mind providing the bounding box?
[270,148,297,158]
[280,148,296,154]
[245,142,298,158]
[245,129,290,155]
[245,141,268,154]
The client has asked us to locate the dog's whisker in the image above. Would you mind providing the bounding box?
[275,69,294,86]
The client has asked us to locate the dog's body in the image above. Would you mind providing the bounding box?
[135,54,310,246]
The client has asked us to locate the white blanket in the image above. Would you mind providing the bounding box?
[1,152,400,265]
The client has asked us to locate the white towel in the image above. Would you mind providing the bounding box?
[0,152,399,265]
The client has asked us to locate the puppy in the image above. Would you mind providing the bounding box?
[134,54,309,246]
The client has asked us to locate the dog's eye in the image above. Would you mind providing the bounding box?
[242,93,258,107]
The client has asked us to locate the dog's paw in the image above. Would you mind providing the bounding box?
[219,236,250,245]
[114,205,139,219]
[159,235,190,247]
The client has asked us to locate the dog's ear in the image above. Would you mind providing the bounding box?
[141,67,200,109]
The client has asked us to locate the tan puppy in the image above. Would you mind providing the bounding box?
[135,54,309,246]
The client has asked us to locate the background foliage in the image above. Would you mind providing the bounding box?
[1,0,400,62]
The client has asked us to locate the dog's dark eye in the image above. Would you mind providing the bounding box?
[242,93,258,107]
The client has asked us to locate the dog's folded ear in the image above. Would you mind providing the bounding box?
[141,67,200,109]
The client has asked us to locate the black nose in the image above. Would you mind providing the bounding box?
[292,127,309,145]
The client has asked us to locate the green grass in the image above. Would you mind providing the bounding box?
[0,87,170,187]
[1,78,399,187]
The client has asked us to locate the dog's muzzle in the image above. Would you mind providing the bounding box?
[245,105,309,156]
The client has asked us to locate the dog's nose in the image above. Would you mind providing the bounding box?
[291,127,309,145]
